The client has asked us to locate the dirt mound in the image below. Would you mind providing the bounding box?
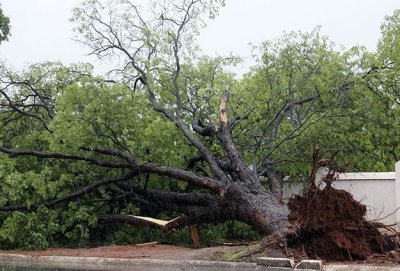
[287,185,396,260]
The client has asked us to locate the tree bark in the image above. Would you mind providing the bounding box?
[223,183,289,234]
[101,184,289,235]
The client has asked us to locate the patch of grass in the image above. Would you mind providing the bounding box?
[223,244,259,261]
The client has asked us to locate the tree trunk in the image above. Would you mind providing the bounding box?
[153,183,290,235]
[224,182,289,234]
[114,178,290,235]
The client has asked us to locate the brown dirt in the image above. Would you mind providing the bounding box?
[3,243,249,261]
[287,185,398,261]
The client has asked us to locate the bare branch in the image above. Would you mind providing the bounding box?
[0,86,52,132]
[0,146,132,169]
[271,91,320,140]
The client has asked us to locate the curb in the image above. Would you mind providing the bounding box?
[324,264,400,271]
[0,254,260,271]
[0,254,399,271]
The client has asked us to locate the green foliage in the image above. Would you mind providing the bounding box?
[60,203,97,245]
[95,221,259,247]
[231,28,350,177]
[0,61,200,249]
[0,208,58,249]
[199,221,261,246]
[233,23,399,179]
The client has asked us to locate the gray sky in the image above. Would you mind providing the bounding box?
[0,0,398,74]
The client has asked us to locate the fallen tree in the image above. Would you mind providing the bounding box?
[0,0,399,257]
[0,87,289,235]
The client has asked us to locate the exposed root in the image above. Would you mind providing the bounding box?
[239,185,397,261]
[240,149,397,261]
[287,185,397,260]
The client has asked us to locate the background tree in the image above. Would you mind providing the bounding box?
[0,6,10,44]
[232,28,356,198]
[238,27,399,192]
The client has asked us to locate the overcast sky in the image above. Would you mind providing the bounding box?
[0,0,398,75]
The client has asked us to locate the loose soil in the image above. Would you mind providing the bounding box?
[4,243,249,261]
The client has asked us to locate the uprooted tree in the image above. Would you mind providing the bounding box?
[0,0,399,252]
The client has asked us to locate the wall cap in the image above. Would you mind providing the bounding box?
[336,172,395,180]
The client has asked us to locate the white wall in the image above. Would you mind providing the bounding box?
[283,161,400,227]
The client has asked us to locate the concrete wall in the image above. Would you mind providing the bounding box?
[283,161,400,227]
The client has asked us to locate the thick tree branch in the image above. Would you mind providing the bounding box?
[118,181,218,207]
[146,89,230,186]
[216,91,261,190]
[99,200,238,232]
[191,115,215,136]
[0,145,224,194]
[139,163,224,194]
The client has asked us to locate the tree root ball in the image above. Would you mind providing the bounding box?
[287,186,397,260]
